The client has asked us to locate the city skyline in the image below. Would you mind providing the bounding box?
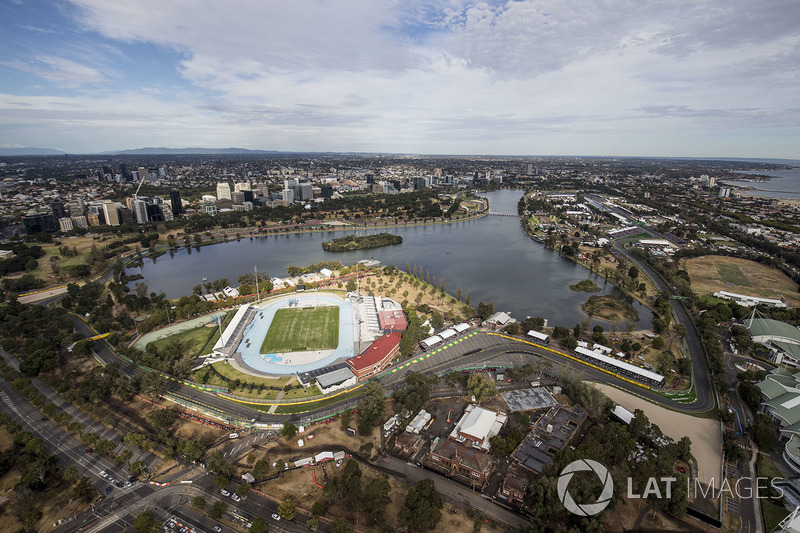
[1,1,799,159]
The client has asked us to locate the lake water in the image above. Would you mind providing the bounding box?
[130,190,652,329]
[726,168,800,199]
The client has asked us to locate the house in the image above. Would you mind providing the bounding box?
[426,439,493,486]
[484,311,515,331]
[498,472,527,506]
[394,433,423,457]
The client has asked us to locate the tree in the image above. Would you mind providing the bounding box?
[147,408,178,428]
[652,336,665,350]
[330,520,354,533]
[307,517,320,531]
[504,322,520,335]
[356,382,385,434]
[250,517,270,533]
[72,476,97,503]
[281,421,298,438]
[628,266,639,279]
[209,501,227,520]
[346,279,357,292]
[476,301,494,320]
[520,413,531,427]
[64,465,78,482]
[253,459,270,479]
[134,511,159,533]
[398,478,443,532]
[362,477,392,524]
[278,497,297,521]
[466,373,496,404]
[192,496,206,509]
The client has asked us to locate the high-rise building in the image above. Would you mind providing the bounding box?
[102,201,121,226]
[71,215,88,228]
[234,181,251,192]
[160,204,173,222]
[67,199,85,217]
[51,199,66,220]
[282,189,294,203]
[321,185,334,198]
[216,182,232,200]
[22,210,57,234]
[170,189,183,216]
[298,183,314,201]
[231,191,245,205]
[58,217,74,232]
[133,200,148,224]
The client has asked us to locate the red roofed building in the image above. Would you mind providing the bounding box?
[378,309,408,332]
[346,332,401,381]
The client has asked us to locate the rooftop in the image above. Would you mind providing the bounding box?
[450,405,507,450]
[346,331,401,372]
[747,318,800,344]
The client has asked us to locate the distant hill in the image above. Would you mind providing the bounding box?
[0,147,65,156]
[103,147,280,155]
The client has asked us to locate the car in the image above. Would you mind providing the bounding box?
[231,494,241,502]
[105,486,112,494]
[41,417,47,422]
[336,459,343,468]
[108,477,116,483]
[85,448,93,454]
[678,467,687,474]
[220,489,230,497]
[214,527,222,532]
[99,470,108,478]
[116,481,124,488]
[271,513,281,521]
[125,481,132,487]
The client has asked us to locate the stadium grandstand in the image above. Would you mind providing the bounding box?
[574,346,665,386]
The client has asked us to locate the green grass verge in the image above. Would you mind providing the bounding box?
[268,388,365,414]
[762,500,791,532]
[260,306,339,353]
[715,263,752,286]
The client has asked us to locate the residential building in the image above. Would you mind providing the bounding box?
[102,201,121,226]
[449,405,508,451]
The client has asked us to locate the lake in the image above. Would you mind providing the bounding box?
[726,168,800,199]
[130,190,652,329]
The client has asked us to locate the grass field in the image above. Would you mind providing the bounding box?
[682,255,800,308]
[260,306,339,353]
[146,311,233,356]
[715,263,752,286]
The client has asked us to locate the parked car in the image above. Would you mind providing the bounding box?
[105,486,112,494]
[85,448,93,454]
[271,514,281,521]
[213,527,222,532]
[336,459,343,468]
[220,489,230,497]
[99,470,108,478]
[231,494,241,502]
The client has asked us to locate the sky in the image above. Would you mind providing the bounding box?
[0,0,799,158]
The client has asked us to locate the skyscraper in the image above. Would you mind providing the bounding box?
[133,200,148,224]
[102,201,121,226]
[170,189,183,216]
[216,182,232,200]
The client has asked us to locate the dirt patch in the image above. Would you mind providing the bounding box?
[593,384,722,486]
[682,255,800,308]
[582,295,639,322]
[361,271,471,321]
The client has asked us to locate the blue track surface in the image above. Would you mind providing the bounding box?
[238,294,354,375]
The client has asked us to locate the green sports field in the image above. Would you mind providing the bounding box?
[260,306,339,353]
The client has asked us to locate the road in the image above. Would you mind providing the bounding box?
[611,236,715,412]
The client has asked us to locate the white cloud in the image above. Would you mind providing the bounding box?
[1,0,798,156]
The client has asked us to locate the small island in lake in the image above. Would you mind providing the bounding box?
[322,233,403,252]
[569,279,601,292]
[582,295,639,322]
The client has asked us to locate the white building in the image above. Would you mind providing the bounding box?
[216,182,232,200]
[449,405,508,451]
